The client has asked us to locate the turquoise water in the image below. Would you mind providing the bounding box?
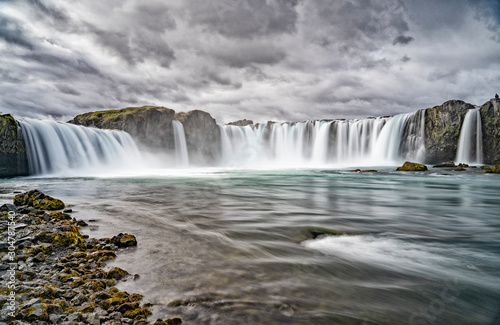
[2,168,500,324]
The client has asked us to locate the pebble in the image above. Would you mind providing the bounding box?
[0,190,181,325]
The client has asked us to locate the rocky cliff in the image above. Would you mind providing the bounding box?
[424,100,474,163]
[70,106,221,165]
[480,99,500,164]
[0,114,28,177]
[174,110,221,165]
[70,106,177,151]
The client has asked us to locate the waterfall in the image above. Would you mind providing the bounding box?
[455,108,483,164]
[18,118,142,176]
[172,120,189,167]
[220,111,425,167]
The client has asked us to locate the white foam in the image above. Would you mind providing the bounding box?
[302,235,455,276]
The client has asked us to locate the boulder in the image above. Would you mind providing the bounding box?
[433,162,456,168]
[110,233,137,248]
[14,190,65,210]
[424,100,474,163]
[483,165,500,173]
[396,161,428,171]
[0,114,29,177]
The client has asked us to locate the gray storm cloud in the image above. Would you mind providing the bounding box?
[0,0,499,123]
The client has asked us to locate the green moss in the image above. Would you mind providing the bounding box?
[38,226,84,247]
[71,106,174,125]
[106,267,129,280]
[34,285,61,299]
[77,302,95,313]
[14,190,65,210]
[22,304,49,321]
[89,250,117,261]
[0,114,24,155]
[121,234,135,243]
[123,307,152,320]
[484,165,500,173]
[83,280,106,292]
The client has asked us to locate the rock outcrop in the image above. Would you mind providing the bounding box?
[70,106,177,152]
[70,106,221,166]
[174,110,221,165]
[0,114,28,177]
[480,99,500,164]
[424,100,474,164]
[227,119,253,126]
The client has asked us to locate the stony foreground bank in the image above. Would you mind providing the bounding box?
[0,190,181,325]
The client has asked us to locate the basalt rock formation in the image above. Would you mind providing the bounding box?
[69,106,177,152]
[423,100,474,164]
[174,110,221,165]
[480,99,500,164]
[0,114,28,177]
[70,106,221,165]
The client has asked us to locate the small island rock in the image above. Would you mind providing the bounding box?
[396,161,428,171]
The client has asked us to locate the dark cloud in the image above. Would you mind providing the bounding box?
[26,0,68,24]
[212,42,286,68]
[91,28,176,68]
[56,84,81,96]
[133,4,177,32]
[0,0,499,123]
[22,53,101,77]
[0,16,35,50]
[469,0,500,41]
[405,0,470,31]
[306,0,409,51]
[392,35,414,45]
[0,69,23,83]
[186,0,299,39]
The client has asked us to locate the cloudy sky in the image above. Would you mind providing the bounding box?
[1,0,499,124]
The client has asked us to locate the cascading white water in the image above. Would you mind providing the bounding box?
[455,108,483,164]
[220,110,426,167]
[18,118,142,176]
[172,120,189,167]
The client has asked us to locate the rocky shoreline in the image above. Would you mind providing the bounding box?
[1,190,181,325]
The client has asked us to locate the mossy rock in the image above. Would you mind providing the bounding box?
[89,250,117,261]
[22,303,49,321]
[34,285,62,299]
[106,267,129,280]
[154,318,183,325]
[484,165,500,173]
[37,226,84,248]
[14,190,65,210]
[111,233,137,248]
[47,211,71,221]
[454,167,466,171]
[396,161,428,171]
[433,162,456,168]
[82,280,107,292]
[122,306,152,320]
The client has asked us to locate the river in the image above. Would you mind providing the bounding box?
[1,167,499,324]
